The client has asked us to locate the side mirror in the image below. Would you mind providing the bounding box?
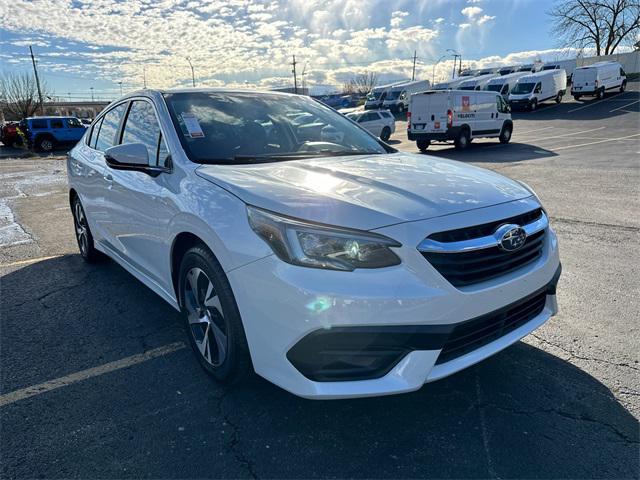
[105,143,169,176]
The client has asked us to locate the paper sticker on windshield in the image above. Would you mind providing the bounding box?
[181,113,204,138]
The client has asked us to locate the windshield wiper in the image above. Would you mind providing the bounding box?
[198,150,385,165]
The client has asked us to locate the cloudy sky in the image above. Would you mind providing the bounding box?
[0,0,579,99]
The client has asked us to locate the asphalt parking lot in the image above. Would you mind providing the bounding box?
[1,87,639,479]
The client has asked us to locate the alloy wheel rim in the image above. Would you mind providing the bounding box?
[74,202,88,255]
[42,140,53,150]
[184,267,227,367]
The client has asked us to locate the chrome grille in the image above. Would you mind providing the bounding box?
[419,209,547,287]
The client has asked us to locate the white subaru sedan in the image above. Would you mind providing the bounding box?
[67,89,561,399]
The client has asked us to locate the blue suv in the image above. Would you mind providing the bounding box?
[19,116,86,152]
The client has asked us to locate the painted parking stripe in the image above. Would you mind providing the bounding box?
[524,126,606,142]
[552,133,640,151]
[567,92,626,113]
[610,100,640,113]
[0,342,186,407]
[512,125,555,136]
[0,255,64,268]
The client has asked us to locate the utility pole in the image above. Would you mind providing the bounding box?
[118,81,123,96]
[29,45,44,115]
[186,57,195,87]
[411,50,417,81]
[143,66,147,89]
[90,87,94,102]
[291,55,298,94]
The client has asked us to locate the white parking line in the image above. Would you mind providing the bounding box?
[512,125,555,136]
[568,92,626,113]
[610,100,640,113]
[524,126,606,142]
[552,133,640,151]
[0,342,186,407]
[0,255,63,268]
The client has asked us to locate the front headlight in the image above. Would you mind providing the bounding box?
[247,206,401,271]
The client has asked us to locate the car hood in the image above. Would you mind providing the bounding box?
[196,152,532,230]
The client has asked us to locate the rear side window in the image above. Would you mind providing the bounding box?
[121,100,169,167]
[94,103,127,152]
[50,119,64,129]
[90,118,103,148]
[31,119,47,129]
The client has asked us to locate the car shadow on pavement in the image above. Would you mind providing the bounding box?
[2,254,638,479]
[418,143,558,164]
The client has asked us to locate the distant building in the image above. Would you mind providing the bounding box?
[1,100,110,121]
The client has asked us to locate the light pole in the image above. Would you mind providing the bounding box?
[90,87,94,102]
[447,49,461,79]
[118,81,123,96]
[186,57,195,87]
[432,55,447,85]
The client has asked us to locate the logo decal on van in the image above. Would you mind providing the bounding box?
[462,96,471,111]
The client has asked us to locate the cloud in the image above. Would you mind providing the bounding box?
[477,15,495,25]
[461,6,483,19]
[390,10,409,28]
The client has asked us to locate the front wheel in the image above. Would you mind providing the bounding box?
[417,139,430,152]
[573,95,581,101]
[499,124,512,144]
[179,245,252,383]
[380,126,391,142]
[529,98,538,111]
[620,81,626,93]
[596,88,604,100]
[72,196,100,262]
[454,129,470,150]
[555,92,563,103]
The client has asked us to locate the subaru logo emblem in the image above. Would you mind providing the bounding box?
[494,224,527,252]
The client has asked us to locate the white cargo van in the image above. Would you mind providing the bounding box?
[381,79,430,113]
[364,82,406,110]
[508,69,567,110]
[408,90,513,151]
[458,73,499,91]
[432,78,468,90]
[571,62,626,100]
[542,59,577,83]
[485,72,528,99]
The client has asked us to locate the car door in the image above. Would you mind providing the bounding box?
[74,103,128,244]
[102,98,175,289]
[49,118,66,142]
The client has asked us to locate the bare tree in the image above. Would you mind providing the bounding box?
[348,71,379,96]
[549,0,640,55]
[0,72,47,119]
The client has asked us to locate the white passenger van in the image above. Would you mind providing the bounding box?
[408,90,513,151]
[571,62,627,100]
[458,73,499,91]
[508,69,567,110]
[364,81,406,110]
[485,72,529,99]
[381,79,430,113]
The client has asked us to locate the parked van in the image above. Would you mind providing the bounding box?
[516,64,538,73]
[458,73,499,91]
[364,82,406,110]
[381,79,430,113]
[571,62,626,100]
[499,66,517,75]
[432,77,468,90]
[542,59,577,82]
[408,90,513,151]
[508,69,567,110]
[485,72,528,98]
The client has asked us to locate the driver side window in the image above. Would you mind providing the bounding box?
[121,100,170,168]
[534,83,542,93]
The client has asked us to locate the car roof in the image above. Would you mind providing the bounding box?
[25,116,77,120]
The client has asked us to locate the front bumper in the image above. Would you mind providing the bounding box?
[228,198,560,399]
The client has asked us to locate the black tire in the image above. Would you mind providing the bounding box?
[596,88,604,100]
[36,135,55,152]
[71,195,100,262]
[620,81,626,93]
[499,123,512,144]
[529,98,538,111]
[555,92,563,104]
[573,95,581,101]
[178,245,252,384]
[380,126,391,142]
[454,128,470,150]
[417,139,430,152]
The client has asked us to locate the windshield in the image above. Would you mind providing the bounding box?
[385,90,401,101]
[518,65,532,72]
[486,84,502,92]
[543,65,557,70]
[511,82,535,94]
[367,91,381,101]
[164,92,389,164]
[346,113,361,122]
